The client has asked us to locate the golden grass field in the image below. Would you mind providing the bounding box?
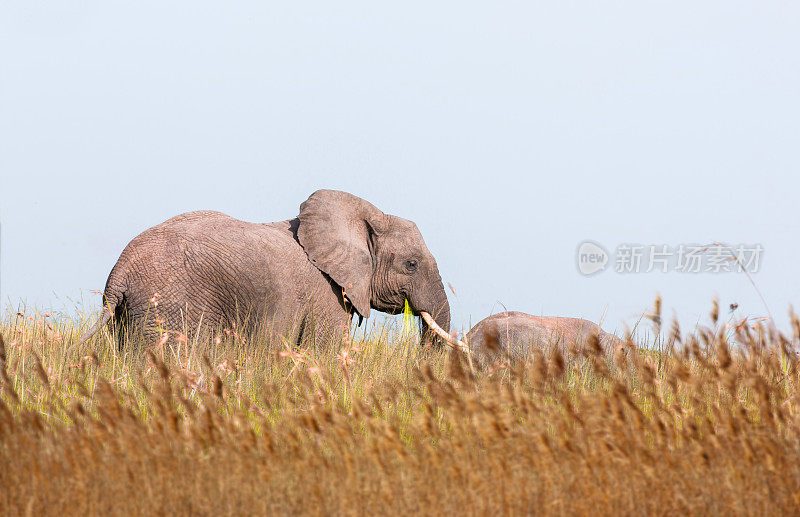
[2,300,800,515]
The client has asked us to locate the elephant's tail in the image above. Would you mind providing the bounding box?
[77,259,129,347]
[76,304,115,346]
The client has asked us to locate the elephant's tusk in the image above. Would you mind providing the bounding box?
[419,312,471,355]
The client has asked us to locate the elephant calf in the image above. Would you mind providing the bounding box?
[78,190,452,349]
[465,311,625,364]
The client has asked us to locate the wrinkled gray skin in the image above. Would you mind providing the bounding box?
[467,311,624,364]
[78,190,450,348]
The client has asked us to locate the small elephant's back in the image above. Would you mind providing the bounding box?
[467,312,616,360]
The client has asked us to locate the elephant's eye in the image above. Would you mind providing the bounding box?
[404,259,419,273]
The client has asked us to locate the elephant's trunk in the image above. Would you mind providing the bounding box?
[410,278,453,349]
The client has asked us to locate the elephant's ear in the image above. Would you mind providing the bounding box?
[297,190,384,318]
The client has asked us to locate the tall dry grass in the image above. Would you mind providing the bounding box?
[2,303,800,515]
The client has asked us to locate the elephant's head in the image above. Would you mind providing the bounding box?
[297,190,451,343]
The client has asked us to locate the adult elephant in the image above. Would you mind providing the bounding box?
[78,190,452,348]
[456,311,625,364]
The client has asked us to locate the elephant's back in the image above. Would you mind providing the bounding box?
[131,211,254,245]
[115,211,270,277]
[105,211,310,327]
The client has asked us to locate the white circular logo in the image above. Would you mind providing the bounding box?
[577,241,609,275]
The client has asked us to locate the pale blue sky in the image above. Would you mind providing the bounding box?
[1,1,798,336]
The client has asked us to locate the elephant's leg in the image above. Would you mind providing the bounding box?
[291,305,351,352]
